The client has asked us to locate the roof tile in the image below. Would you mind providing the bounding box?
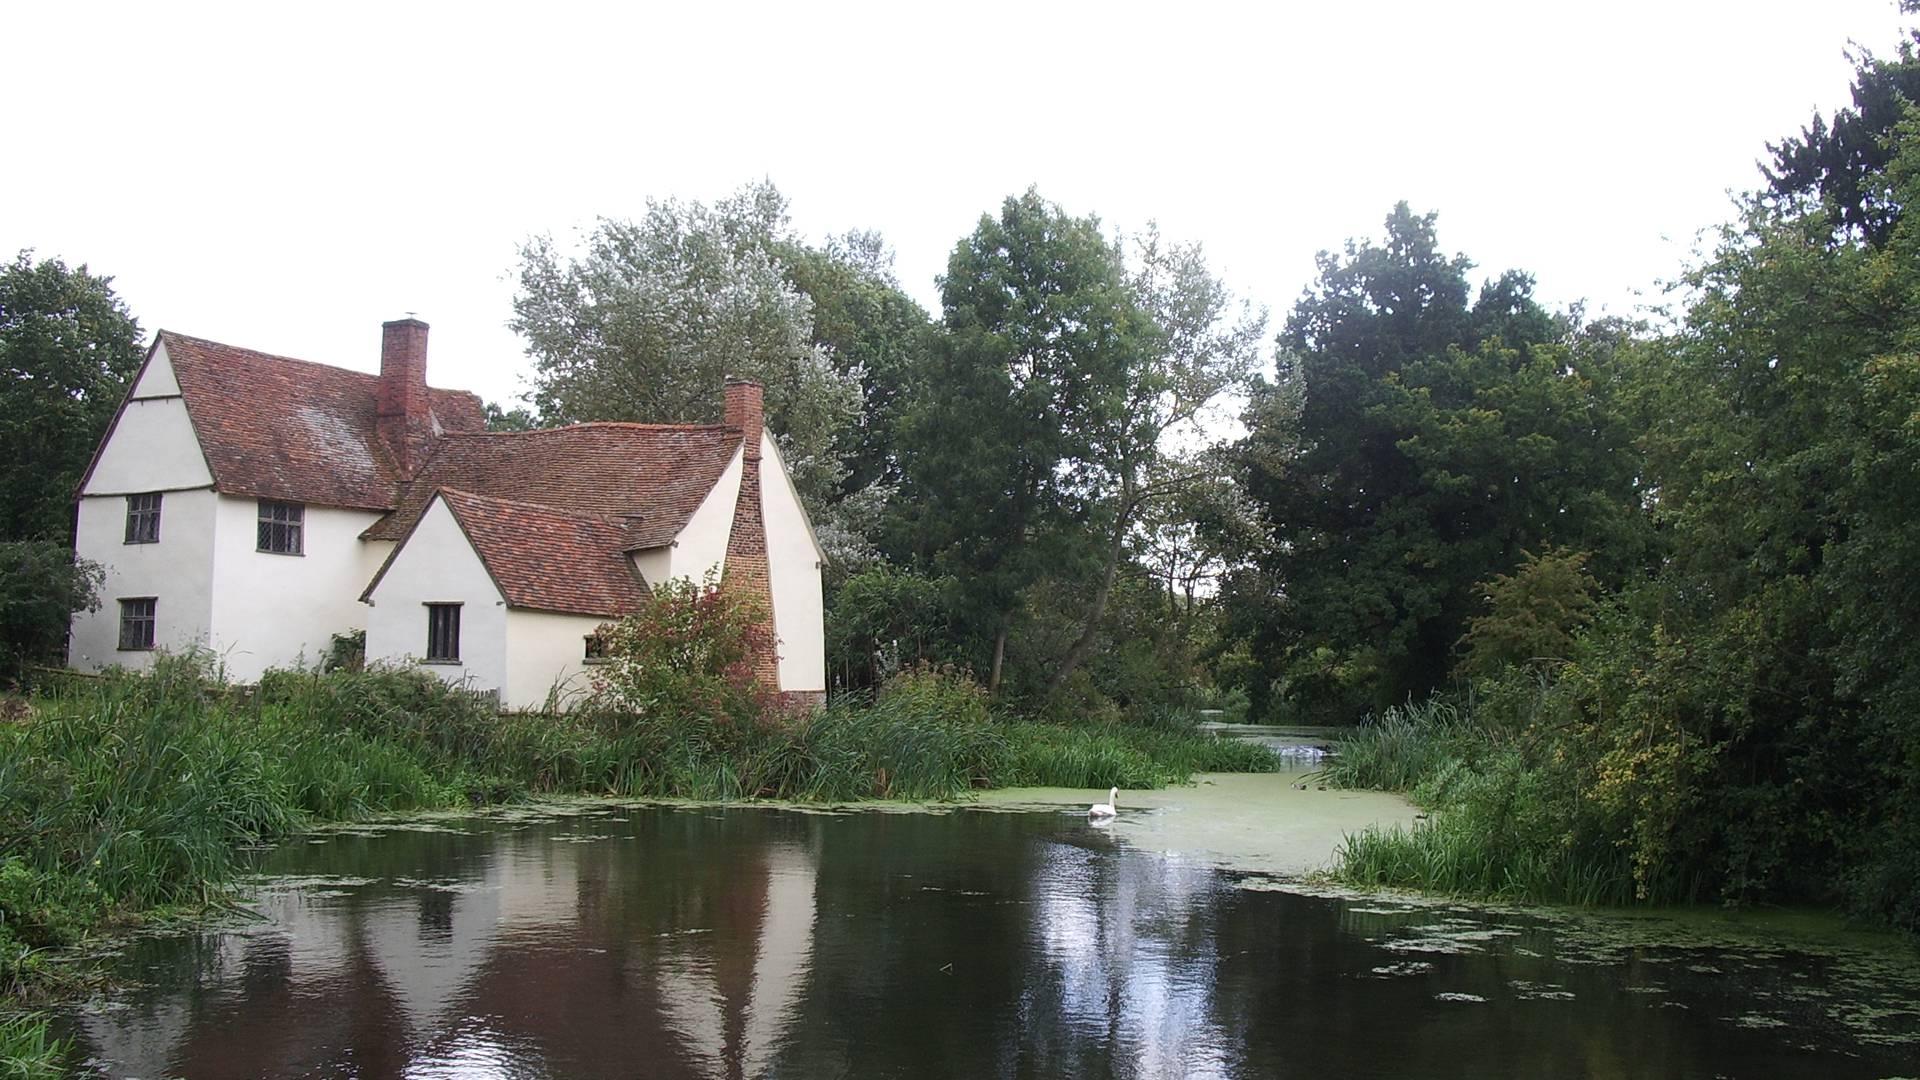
[434,489,650,617]
[162,331,485,509]
[364,424,742,546]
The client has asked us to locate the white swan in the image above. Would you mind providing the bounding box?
[1088,786,1118,820]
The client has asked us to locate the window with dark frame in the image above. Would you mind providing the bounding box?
[257,499,304,554]
[118,597,156,650]
[124,493,162,544]
[425,603,461,662]
[584,633,610,663]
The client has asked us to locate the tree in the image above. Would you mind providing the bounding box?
[1230,205,1646,718]
[511,182,860,516]
[1042,226,1265,692]
[1456,548,1599,676]
[1765,6,1920,246]
[1608,111,1920,918]
[894,190,1143,693]
[778,231,934,499]
[483,401,538,432]
[0,251,144,542]
[0,541,102,680]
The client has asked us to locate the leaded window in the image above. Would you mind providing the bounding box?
[118,597,156,650]
[426,603,461,662]
[124,493,161,544]
[257,500,304,554]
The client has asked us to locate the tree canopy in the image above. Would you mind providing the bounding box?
[0,251,144,543]
[511,183,861,516]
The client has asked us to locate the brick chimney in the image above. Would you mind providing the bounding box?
[723,377,764,462]
[378,318,431,478]
[721,375,779,689]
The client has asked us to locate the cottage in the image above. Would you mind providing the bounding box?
[69,318,826,709]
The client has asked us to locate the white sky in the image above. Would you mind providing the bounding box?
[5,1,1909,408]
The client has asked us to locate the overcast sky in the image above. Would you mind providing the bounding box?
[5,1,1909,408]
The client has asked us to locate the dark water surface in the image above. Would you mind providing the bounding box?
[56,800,1919,1079]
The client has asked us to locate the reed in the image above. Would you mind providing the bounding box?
[0,1011,65,1080]
[1320,696,1479,793]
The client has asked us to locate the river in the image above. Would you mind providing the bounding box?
[53,735,1920,1078]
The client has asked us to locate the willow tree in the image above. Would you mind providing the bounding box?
[511,182,860,514]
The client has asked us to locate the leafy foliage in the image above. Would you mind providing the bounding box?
[1765,6,1920,246]
[588,574,777,739]
[894,189,1143,691]
[511,182,861,514]
[0,252,144,543]
[1457,548,1600,676]
[0,542,102,682]
[1230,204,1648,719]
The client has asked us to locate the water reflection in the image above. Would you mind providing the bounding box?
[60,804,1918,1079]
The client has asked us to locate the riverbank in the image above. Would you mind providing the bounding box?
[1320,698,1920,933]
[0,659,1279,1073]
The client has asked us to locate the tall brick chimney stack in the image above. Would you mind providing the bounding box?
[721,376,779,689]
[378,318,432,478]
[723,376,764,461]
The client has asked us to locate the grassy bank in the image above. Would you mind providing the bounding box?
[0,655,1277,1057]
[1324,698,1655,908]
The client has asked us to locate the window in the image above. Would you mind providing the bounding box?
[118,598,156,650]
[257,500,304,554]
[425,603,461,662]
[124,493,161,544]
[584,633,610,664]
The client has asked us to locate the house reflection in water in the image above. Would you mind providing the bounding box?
[76,812,824,1079]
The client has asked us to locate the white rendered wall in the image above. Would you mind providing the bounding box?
[630,547,670,590]
[84,344,210,495]
[69,489,218,673]
[71,341,220,673]
[505,609,615,711]
[208,497,384,682]
[760,433,826,692]
[134,340,181,396]
[363,499,507,696]
[668,444,743,581]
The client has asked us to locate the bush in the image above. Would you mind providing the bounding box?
[0,542,102,683]
[590,574,776,742]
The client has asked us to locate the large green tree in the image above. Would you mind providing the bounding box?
[1596,109,1920,919]
[778,230,934,499]
[0,251,144,543]
[895,189,1144,692]
[1230,205,1648,718]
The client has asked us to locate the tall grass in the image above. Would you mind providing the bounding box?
[1320,697,1478,793]
[0,1011,65,1080]
[1324,696,1700,908]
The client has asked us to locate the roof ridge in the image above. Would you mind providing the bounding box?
[435,486,629,527]
[159,329,476,394]
[442,421,739,438]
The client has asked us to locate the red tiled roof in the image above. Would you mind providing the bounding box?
[160,331,486,510]
[366,489,651,617]
[363,423,742,546]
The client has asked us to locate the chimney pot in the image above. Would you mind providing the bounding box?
[724,376,764,462]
